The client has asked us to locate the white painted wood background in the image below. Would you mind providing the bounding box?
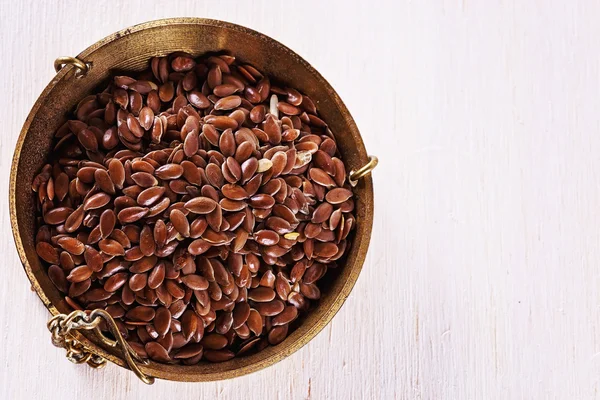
[1,0,599,398]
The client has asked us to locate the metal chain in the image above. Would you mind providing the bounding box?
[47,311,107,368]
[47,310,155,384]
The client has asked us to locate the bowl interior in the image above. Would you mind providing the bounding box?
[10,18,373,381]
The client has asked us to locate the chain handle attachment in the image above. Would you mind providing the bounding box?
[54,56,90,78]
[47,309,155,384]
[349,155,378,186]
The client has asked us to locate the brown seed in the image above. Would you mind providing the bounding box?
[303,263,327,284]
[147,90,161,113]
[253,300,285,316]
[159,81,175,102]
[254,230,280,246]
[154,307,172,337]
[202,333,228,350]
[314,242,339,258]
[181,310,198,341]
[98,238,125,256]
[276,101,301,116]
[109,231,131,252]
[204,115,238,131]
[124,246,143,262]
[148,262,166,289]
[275,273,292,300]
[36,242,59,264]
[129,273,148,292]
[164,279,185,299]
[247,309,263,336]
[108,159,125,189]
[127,114,144,138]
[139,107,154,130]
[127,80,156,95]
[188,239,211,255]
[215,311,234,335]
[249,105,266,123]
[170,209,190,237]
[248,287,276,302]
[325,188,353,204]
[77,128,98,151]
[286,88,303,106]
[132,160,156,174]
[206,205,224,232]
[131,172,158,188]
[203,349,235,363]
[221,184,248,200]
[42,207,72,226]
[48,265,68,292]
[312,202,333,224]
[187,90,210,109]
[304,223,322,239]
[184,197,217,214]
[205,163,224,188]
[137,186,165,207]
[249,194,275,209]
[300,283,321,300]
[214,95,242,110]
[183,130,199,157]
[93,169,115,195]
[190,217,208,239]
[118,207,149,224]
[268,325,289,345]
[181,274,209,291]
[57,237,85,255]
[232,303,251,329]
[145,342,171,363]
[54,173,69,201]
[273,306,298,326]
[226,157,242,182]
[174,343,203,359]
[130,256,157,273]
[245,86,261,103]
[84,246,103,272]
[103,272,129,292]
[234,141,254,164]
[207,65,222,89]
[265,216,292,234]
[114,75,135,89]
[85,288,112,302]
[139,225,155,256]
[264,114,281,144]
[87,226,102,245]
[213,83,240,97]
[151,117,164,143]
[67,265,93,283]
[309,168,337,188]
[219,129,236,157]
[172,56,196,72]
[68,279,91,298]
[155,163,184,180]
[329,208,343,231]
[99,209,116,239]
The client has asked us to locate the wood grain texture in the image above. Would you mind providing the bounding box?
[1,0,599,398]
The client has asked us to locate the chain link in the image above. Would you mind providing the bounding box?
[47,310,155,384]
[47,311,107,369]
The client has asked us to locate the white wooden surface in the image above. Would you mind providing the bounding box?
[2,0,600,398]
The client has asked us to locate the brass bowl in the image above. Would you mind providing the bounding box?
[9,18,374,382]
